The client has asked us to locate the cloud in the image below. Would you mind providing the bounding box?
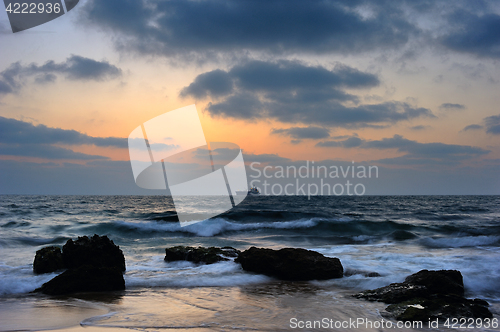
[0,117,146,161]
[316,134,489,164]
[0,116,127,148]
[81,0,415,57]
[484,115,500,134]
[0,159,167,195]
[0,144,108,160]
[180,69,233,99]
[181,60,378,99]
[271,126,330,139]
[208,98,434,128]
[316,136,364,148]
[409,125,430,130]
[243,152,291,164]
[182,60,434,127]
[363,135,489,158]
[442,12,500,58]
[439,103,466,111]
[461,124,483,131]
[0,55,122,95]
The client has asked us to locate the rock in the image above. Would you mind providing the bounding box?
[35,265,125,295]
[385,295,492,321]
[62,234,125,271]
[164,246,240,264]
[365,272,382,278]
[404,269,464,296]
[355,282,428,303]
[33,246,64,274]
[235,247,343,281]
[354,269,492,321]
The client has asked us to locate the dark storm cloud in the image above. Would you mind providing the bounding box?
[0,116,127,148]
[271,126,330,140]
[181,60,378,99]
[461,124,483,131]
[182,60,433,127]
[0,55,122,95]
[439,103,466,111]
[208,98,434,127]
[180,69,233,98]
[81,0,415,56]
[442,12,500,58]
[484,115,500,134]
[316,134,489,164]
[80,0,500,60]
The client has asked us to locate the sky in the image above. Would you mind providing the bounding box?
[0,0,499,195]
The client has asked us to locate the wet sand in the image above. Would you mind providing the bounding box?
[0,283,461,332]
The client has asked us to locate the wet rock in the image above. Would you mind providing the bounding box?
[164,246,240,264]
[35,265,125,295]
[33,246,64,274]
[365,272,381,278]
[235,247,343,281]
[404,269,464,296]
[62,234,125,271]
[354,269,492,321]
[33,235,127,295]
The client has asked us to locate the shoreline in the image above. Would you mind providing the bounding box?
[2,283,499,332]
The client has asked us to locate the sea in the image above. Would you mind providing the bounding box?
[0,195,499,331]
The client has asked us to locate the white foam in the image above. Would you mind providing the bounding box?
[113,217,319,237]
[0,263,57,295]
[420,235,500,248]
[125,260,271,288]
[311,245,500,300]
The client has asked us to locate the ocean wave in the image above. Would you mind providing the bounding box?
[0,264,56,295]
[111,218,319,237]
[419,235,500,248]
[92,217,500,241]
[125,260,271,288]
[8,236,68,246]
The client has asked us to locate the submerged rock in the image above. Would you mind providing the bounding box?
[235,247,343,281]
[354,269,492,321]
[164,246,240,264]
[36,265,125,295]
[33,246,64,274]
[63,234,125,271]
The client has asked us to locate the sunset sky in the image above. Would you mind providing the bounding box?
[0,0,499,194]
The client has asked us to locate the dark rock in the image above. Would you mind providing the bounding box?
[33,246,64,274]
[385,295,492,321]
[365,272,381,277]
[355,282,428,303]
[62,234,125,271]
[164,246,240,264]
[35,265,125,295]
[354,269,492,321]
[404,269,464,296]
[235,247,343,281]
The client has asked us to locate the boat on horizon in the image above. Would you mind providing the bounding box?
[235,187,260,195]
